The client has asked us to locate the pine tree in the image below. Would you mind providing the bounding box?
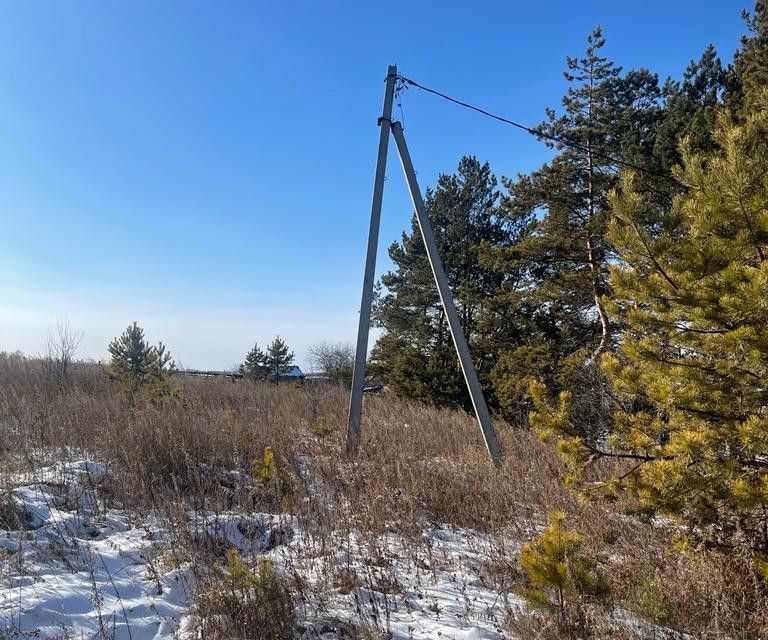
[733,1,768,114]
[240,343,268,380]
[654,45,731,177]
[531,95,768,549]
[108,322,175,397]
[534,25,623,356]
[149,342,174,379]
[266,336,294,384]
[371,155,509,409]
[490,28,663,421]
[519,512,610,630]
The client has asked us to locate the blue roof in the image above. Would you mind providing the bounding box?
[282,366,304,378]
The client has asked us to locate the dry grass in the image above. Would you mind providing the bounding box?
[2,353,768,638]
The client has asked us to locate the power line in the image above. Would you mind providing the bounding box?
[395,74,679,184]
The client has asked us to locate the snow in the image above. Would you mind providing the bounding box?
[1,459,522,639]
[1,462,193,639]
[275,525,520,639]
[191,512,298,554]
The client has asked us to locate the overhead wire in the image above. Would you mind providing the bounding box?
[394,73,681,185]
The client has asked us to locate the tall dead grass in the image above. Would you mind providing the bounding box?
[2,353,768,637]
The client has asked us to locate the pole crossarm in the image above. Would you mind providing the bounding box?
[347,65,503,467]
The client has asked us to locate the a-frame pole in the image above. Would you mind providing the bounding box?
[346,65,398,454]
[390,120,502,466]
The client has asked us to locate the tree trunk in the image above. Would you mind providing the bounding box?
[586,67,610,358]
[587,234,610,357]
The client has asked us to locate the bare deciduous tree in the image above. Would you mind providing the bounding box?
[45,319,83,388]
[308,341,354,386]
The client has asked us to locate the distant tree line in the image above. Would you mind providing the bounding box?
[241,338,355,386]
[371,3,768,551]
[104,325,306,393]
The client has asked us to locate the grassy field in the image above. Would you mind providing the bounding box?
[1,354,766,639]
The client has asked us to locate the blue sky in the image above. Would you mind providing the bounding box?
[0,1,751,369]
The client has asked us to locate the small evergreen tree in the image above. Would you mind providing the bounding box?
[107,322,175,397]
[240,342,268,380]
[519,512,610,633]
[266,336,294,384]
[197,549,295,639]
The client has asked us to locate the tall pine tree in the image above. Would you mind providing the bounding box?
[489,28,663,420]
[371,156,509,409]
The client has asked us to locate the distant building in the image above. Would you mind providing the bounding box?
[280,366,305,382]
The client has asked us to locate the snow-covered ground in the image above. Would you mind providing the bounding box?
[275,523,516,639]
[0,461,193,639]
[0,460,522,639]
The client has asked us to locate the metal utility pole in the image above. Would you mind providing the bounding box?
[390,121,502,466]
[346,65,398,454]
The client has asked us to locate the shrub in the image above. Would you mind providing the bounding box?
[195,549,295,639]
[252,446,276,485]
[629,576,676,627]
[251,446,295,512]
[310,418,331,438]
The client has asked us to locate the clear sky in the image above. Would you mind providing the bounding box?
[0,1,751,370]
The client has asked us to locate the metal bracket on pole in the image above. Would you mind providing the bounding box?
[390,121,502,466]
[346,65,398,454]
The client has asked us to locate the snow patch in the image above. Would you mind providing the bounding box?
[0,461,192,639]
[2,459,521,640]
